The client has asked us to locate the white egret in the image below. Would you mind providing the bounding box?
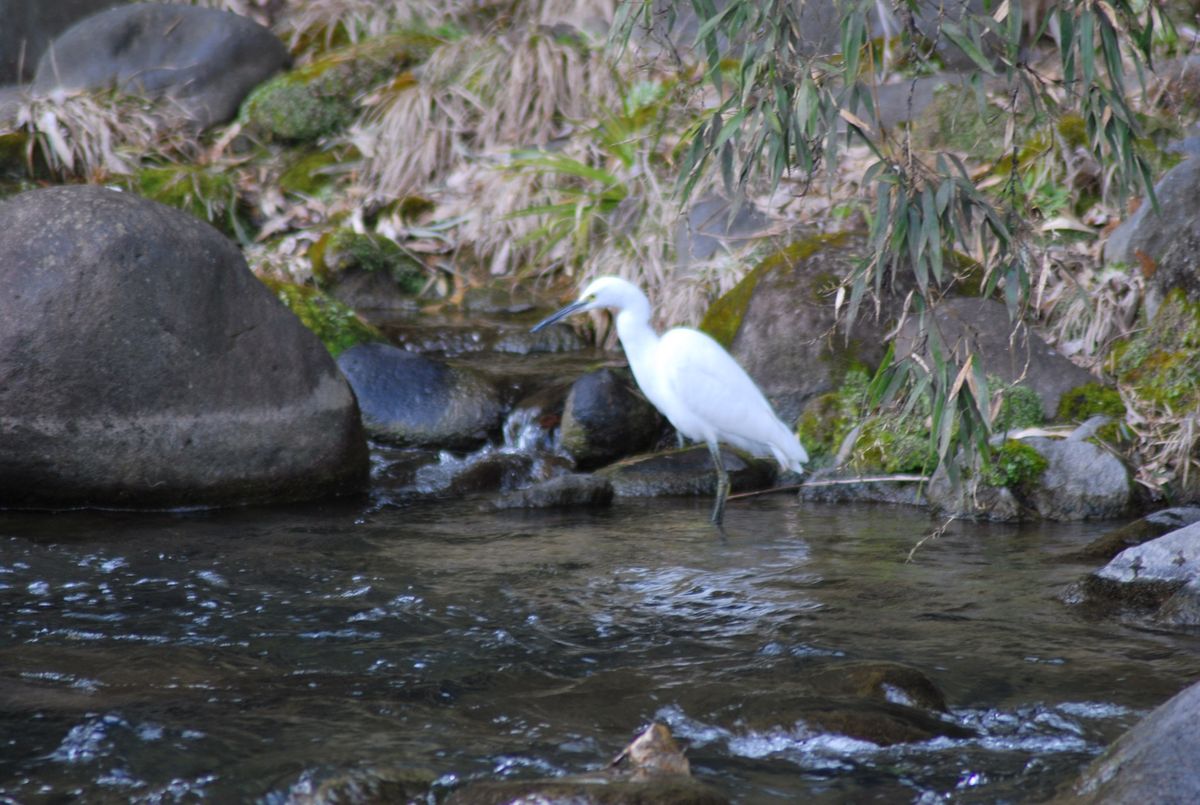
[532,276,808,525]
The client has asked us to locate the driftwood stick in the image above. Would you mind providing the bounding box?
[727,474,930,501]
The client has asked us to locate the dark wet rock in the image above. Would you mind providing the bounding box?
[371,447,440,487]
[727,686,972,746]
[490,473,614,510]
[280,764,436,805]
[1104,154,1200,318]
[0,185,368,508]
[805,661,950,713]
[895,298,1095,420]
[560,368,665,469]
[1069,522,1200,625]
[1065,679,1200,803]
[0,0,121,85]
[1075,507,1200,562]
[597,446,776,498]
[336,342,503,450]
[446,451,535,496]
[31,3,288,128]
[700,234,891,424]
[796,474,928,507]
[926,470,1027,522]
[1021,437,1132,521]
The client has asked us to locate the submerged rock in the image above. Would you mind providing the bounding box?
[337,342,503,450]
[1066,679,1200,803]
[490,473,614,510]
[32,3,289,128]
[597,445,776,498]
[559,368,664,469]
[0,185,368,508]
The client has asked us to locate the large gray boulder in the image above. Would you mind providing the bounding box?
[1021,436,1132,521]
[1069,521,1200,627]
[701,235,892,424]
[895,297,1095,420]
[0,185,369,508]
[0,0,124,84]
[1104,154,1200,318]
[1067,679,1200,803]
[32,3,288,128]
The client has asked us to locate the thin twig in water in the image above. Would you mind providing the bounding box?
[906,516,956,563]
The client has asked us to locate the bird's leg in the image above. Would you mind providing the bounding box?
[707,442,729,526]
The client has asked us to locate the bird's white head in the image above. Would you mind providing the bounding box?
[531,275,650,332]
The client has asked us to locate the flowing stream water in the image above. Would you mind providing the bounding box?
[2,489,1197,803]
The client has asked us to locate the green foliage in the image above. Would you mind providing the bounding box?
[260,277,382,356]
[311,230,426,294]
[614,0,1166,484]
[983,439,1049,491]
[797,367,872,460]
[850,413,938,475]
[125,164,251,241]
[992,382,1045,432]
[1057,382,1126,421]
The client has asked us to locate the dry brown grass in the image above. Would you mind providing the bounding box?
[2,90,196,181]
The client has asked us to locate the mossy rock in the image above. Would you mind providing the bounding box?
[850,413,937,475]
[992,382,1045,432]
[1110,289,1200,410]
[311,229,425,294]
[796,367,870,462]
[911,83,1005,161]
[242,34,435,141]
[259,277,382,357]
[1057,382,1126,422]
[123,165,250,239]
[984,439,1049,493]
[697,233,889,425]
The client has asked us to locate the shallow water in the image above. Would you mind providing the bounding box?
[0,494,1196,803]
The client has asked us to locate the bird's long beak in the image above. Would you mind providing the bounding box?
[530,299,588,333]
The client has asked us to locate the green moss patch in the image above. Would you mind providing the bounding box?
[260,277,382,356]
[984,439,1048,492]
[1111,289,1200,410]
[992,382,1044,432]
[124,164,250,239]
[699,233,850,348]
[1057,382,1126,422]
[311,229,426,294]
[242,34,435,142]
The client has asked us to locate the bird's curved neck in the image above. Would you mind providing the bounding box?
[614,296,657,349]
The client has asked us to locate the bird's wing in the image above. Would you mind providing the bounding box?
[657,328,787,450]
